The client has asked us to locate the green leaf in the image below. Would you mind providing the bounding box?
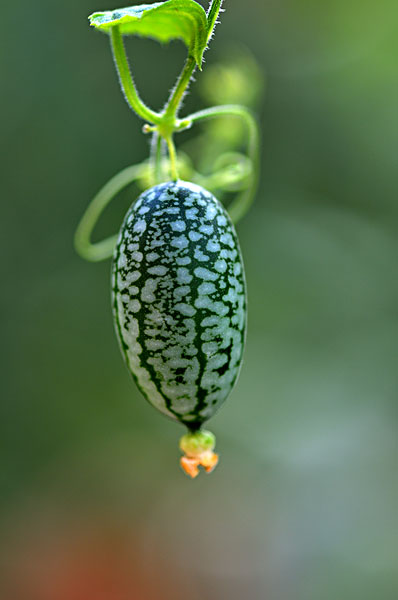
[89,1,208,67]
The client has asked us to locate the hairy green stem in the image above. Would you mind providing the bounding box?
[164,55,197,120]
[163,1,223,120]
[110,26,161,124]
[206,0,224,41]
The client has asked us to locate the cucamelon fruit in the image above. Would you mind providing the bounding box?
[112,180,246,477]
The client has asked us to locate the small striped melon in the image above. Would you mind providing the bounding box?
[112,180,246,431]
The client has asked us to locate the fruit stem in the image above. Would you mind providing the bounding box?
[150,132,164,185]
[166,135,179,181]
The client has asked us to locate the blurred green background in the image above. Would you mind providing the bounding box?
[1,1,397,598]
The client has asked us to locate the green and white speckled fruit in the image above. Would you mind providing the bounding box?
[112,180,246,432]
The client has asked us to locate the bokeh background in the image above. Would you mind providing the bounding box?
[1,1,397,598]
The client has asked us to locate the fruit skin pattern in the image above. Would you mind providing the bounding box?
[112,180,246,430]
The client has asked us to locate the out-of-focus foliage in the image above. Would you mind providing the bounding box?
[199,45,265,106]
[0,1,397,599]
[179,46,264,200]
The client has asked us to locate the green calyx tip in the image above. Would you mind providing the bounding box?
[179,429,215,457]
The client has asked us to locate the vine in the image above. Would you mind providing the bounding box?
[75,0,260,262]
[75,1,261,477]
